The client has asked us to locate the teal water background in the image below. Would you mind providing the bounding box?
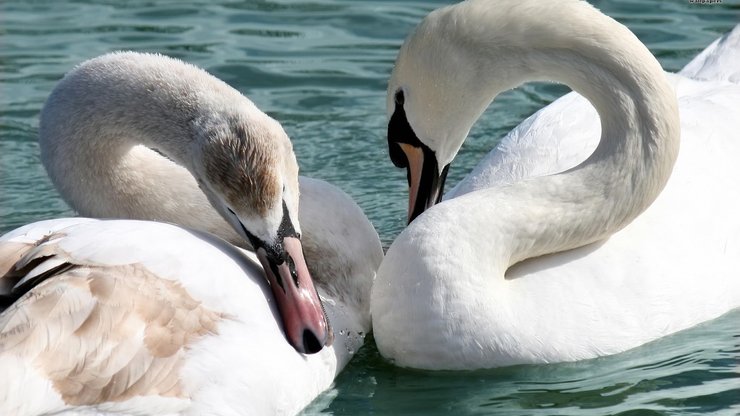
[1,0,738,414]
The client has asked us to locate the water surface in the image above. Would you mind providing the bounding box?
[1,0,738,414]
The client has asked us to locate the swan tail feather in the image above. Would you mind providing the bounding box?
[0,229,218,415]
[0,232,78,310]
[680,24,740,83]
[0,242,30,296]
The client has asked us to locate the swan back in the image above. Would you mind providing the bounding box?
[680,24,740,83]
[0,210,382,415]
[297,178,383,321]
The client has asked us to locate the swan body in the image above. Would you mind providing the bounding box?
[0,194,382,415]
[0,52,383,414]
[373,0,740,370]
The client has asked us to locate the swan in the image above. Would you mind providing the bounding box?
[372,0,740,370]
[0,52,383,415]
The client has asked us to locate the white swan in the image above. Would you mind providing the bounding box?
[372,0,740,370]
[0,52,383,415]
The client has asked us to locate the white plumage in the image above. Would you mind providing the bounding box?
[373,0,740,370]
[0,52,383,415]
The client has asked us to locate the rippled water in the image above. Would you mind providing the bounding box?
[1,0,738,414]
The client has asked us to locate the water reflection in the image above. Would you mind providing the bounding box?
[306,309,740,415]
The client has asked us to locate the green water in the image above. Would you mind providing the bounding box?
[1,0,738,414]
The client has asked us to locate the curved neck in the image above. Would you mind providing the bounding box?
[39,54,255,243]
[506,57,677,266]
[455,0,679,266]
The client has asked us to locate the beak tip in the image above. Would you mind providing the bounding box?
[300,328,325,355]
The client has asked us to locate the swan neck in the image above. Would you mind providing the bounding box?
[38,54,252,243]
[459,1,680,264]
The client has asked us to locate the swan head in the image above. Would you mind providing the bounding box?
[194,112,332,355]
[387,0,553,222]
[386,4,491,223]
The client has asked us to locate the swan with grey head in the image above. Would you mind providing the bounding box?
[0,52,383,415]
[372,0,740,370]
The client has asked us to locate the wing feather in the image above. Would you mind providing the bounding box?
[0,235,223,407]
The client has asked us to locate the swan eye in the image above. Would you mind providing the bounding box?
[394,89,405,105]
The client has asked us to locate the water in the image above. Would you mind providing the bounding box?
[1,0,738,414]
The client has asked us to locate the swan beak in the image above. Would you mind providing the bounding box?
[400,143,449,224]
[256,236,332,354]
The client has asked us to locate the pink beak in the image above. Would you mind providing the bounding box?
[257,236,332,354]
